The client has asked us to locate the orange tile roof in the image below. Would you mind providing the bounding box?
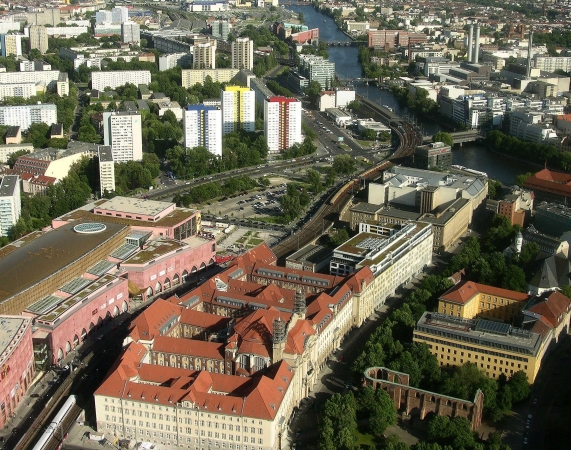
[285,319,315,355]
[439,280,531,305]
[528,291,571,328]
[233,308,290,358]
[152,336,225,360]
[180,309,231,329]
[524,169,571,197]
[129,299,181,341]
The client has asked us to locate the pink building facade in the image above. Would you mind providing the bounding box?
[121,237,216,301]
[0,317,34,429]
[291,28,319,44]
[28,275,129,365]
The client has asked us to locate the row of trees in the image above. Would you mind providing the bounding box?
[486,130,571,172]
[173,175,259,207]
[390,85,439,118]
[280,183,311,221]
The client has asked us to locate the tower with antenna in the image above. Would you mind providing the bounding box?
[272,317,286,362]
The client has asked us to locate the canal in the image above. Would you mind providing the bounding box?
[285,4,540,184]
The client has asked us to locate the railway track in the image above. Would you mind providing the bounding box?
[272,97,420,260]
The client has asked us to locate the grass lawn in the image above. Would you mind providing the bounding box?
[249,238,264,245]
[355,139,375,148]
[352,429,375,446]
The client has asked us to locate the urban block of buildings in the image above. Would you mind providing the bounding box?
[183,105,222,157]
[263,97,302,154]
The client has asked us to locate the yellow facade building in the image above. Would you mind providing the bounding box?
[413,312,547,383]
[438,280,532,324]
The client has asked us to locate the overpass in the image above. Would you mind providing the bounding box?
[321,41,365,47]
[422,130,483,145]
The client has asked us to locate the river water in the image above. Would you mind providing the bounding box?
[285,5,540,184]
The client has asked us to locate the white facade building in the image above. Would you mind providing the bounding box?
[91,70,151,91]
[0,104,57,130]
[0,70,63,91]
[111,6,129,24]
[183,105,222,157]
[121,22,140,44]
[193,42,215,70]
[158,53,192,71]
[45,26,88,38]
[221,86,255,135]
[103,111,143,162]
[0,175,21,237]
[95,10,113,24]
[263,97,302,153]
[98,146,115,194]
[231,37,254,71]
[0,83,36,101]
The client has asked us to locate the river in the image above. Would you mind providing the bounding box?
[285,4,540,184]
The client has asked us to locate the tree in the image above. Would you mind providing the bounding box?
[361,128,377,140]
[507,371,530,403]
[515,172,533,187]
[333,154,356,174]
[433,131,454,147]
[487,180,502,200]
[7,149,30,168]
[357,387,397,436]
[348,100,361,110]
[24,123,50,148]
[307,168,323,194]
[500,264,527,292]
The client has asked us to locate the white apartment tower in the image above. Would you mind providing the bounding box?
[264,97,302,153]
[0,175,21,237]
[231,37,254,71]
[98,146,116,194]
[95,10,113,24]
[0,34,22,58]
[103,111,143,162]
[0,104,57,130]
[183,105,222,157]
[121,22,140,44]
[221,86,255,135]
[193,42,216,69]
[112,6,129,24]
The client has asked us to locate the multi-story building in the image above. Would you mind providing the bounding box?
[231,37,253,71]
[121,21,140,44]
[0,175,20,237]
[524,169,571,205]
[438,280,531,324]
[414,311,547,383]
[29,25,48,54]
[367,29,427,49]
[534,56,571,73]
[211,20,230,40]
[0,316,34,430]
[27,8,60,26]
[263,97,302,153]
[221,86,255,135]
[181,68,239,87]
[158,53,192,71]
[183,105,222,156]
[0,33,22,57]
[151,35,193,54]
[330,222,433,306]
[20,59,52,72]
[298,55,335,90]
[103,111,143,162]
[0,144,33,164]
[94,23,122,38]
[95,10,113,24]
[112,6,129,24]
[0,103,57,130]
[497,188,534,227]
[98,145,115,194]
[45,26,88,38]
[57,72,69,97]
[0,83,36,101]
[91,70,151,91]
[193,42,216,69]
[414,142,452,170]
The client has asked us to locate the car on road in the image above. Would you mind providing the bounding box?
[31,393,40,398]
[346,384,353,389]
[523,438,528,445]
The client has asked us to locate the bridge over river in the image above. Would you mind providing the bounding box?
[422,130,484,145]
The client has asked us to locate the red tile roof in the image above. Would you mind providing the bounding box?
[527,291,571,328]
[524,169,571,197]
[285,319,315,355]
[233,308,291,358]
[439,280,531,305]
[180,309,231,330]
[129,299,181,341]
[152,336,225,360]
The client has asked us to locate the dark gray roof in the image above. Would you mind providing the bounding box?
[0,175,19,197]
[5,126,19,138]
[529,254,571,290]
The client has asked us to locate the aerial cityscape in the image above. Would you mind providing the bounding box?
[0,0,569,449]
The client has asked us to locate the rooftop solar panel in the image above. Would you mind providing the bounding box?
[474,319,511,336]
[110,243,139,260]
[26,295,64,315]
[87,260,115,276]
[60,277,93,295]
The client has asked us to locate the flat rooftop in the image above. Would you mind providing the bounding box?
[416,311,543,356]
[95,197,174,217]
[0,316,30,364]
[123,238,187,265]
[0,175,19,197]
[287,244,332,265]
[0,221,127,308]
[61,208,197,228]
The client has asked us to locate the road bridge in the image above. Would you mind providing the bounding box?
[422,130,483,145]
[321,41,365,47]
